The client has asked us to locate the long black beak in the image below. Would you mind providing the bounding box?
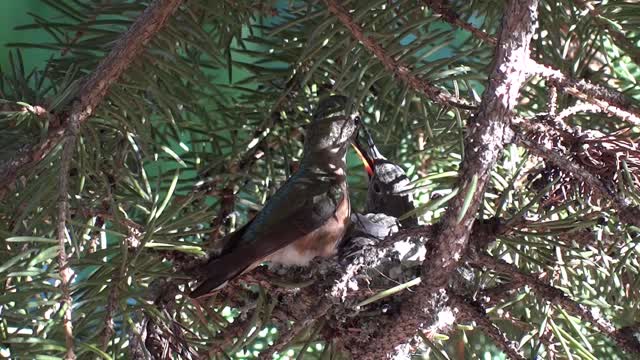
[351,120,383,178]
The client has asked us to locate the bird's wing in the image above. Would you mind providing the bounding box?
[190,176,345,297]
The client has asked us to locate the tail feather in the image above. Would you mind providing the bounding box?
[190,252,252,298]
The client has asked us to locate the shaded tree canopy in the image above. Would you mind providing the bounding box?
[1,0,640,359]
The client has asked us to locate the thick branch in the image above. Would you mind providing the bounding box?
[472,254,640,354]
[323,0,475,110]
[0,0,183,190]
[352,1,539,357]
[422,0,537,288]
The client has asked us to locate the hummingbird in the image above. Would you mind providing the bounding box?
[352,123,417,227]
[191,96,359,298]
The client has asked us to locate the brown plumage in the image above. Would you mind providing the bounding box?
[191,96,358,297]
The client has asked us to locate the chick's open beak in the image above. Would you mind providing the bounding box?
[354,119,388,179]
[351,138,374,177]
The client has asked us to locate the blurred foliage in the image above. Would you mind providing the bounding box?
[0,0,639,359]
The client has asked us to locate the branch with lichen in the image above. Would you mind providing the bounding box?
[529,62,640,125]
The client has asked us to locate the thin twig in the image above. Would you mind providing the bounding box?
[100,273,120,350]
[471,254,640,354]
[0,0,184,191]
[529,62,640,125]
[572,0,640,67]
[202,85,302,247]
[422,0,497,45]
[512,117,640,228]
[208,314,255,356]
[99,220,139,351]
[57,116,80,360]
[60,0,113,56]
[548,85,558,116]
[323,0,476,110]
[477,280,525,308]
[554,102,601,127]
[451,294,526,360]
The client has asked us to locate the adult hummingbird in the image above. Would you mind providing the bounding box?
[352,124,417,227]
[191,96,359,298]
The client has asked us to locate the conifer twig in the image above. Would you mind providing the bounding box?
[100,273,120,350]
[323,0,476,110]
[422,0,497,45]
[471,254,640,354]
[60,1,113,56]
[0,0,184,192]
[512,116,640,228]
[56,115,79,360]
[451,294,526,360]
[259,303,330,360]
[529,62,640,125]
[421,0,640,125]
[571,0,640,66]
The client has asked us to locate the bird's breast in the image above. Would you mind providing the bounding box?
[266,189,350,266]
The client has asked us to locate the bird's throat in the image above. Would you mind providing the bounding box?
[301,151,348,179]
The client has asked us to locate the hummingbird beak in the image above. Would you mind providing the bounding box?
[352,137,374,177]
[352,119,389,178]
[352,117,383,178]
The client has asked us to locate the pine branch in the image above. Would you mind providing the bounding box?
[0,0,184,192]
[471,253,640,354]
[59,1,112,56]
[323,0,476,111]
[100,273,120,351]
[530,62,640,125]
[56,114,78,360]
[423,0,497,45]
[512,115,640,228]
[422,0,640,125]
[572,0,640,67]
[258,303,329,360]
[348,1,540,356]
[422,0,538,289]
[451,294,526,360]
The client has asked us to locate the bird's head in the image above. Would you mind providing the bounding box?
[303,96,359,159]
[352,121,413,195]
